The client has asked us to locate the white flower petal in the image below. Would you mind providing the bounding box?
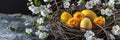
[47,4,51,8]
[111,25,120,35]
[104,8,113,16]
[35,30,41,36]
[28,5,40,14]
[25,28,33,34]
[44,0,49,2]
[101,9,105,15]
[85,1,94,9]
[38,26,48,31]
[39,32,49,39]
[37,18,44,24]
[63,1,70,8]
[84,30,95,40]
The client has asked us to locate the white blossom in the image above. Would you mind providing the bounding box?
[85,0,101,9]
[39,32,49,39]
[84,30,95,40]
[28,5,40,14]
[84,30,104,40]
[101,9,105,15]
[77,0,82,6]
[40,5,52,17]
[44,0,53,2]
[92,37,104,40]
[116,0,120,4]
[47,4,51,8]
[25,28,33,34]
[111,25,120,35]
[28,0,32,2]
[35,30,41,36]
[38,26,48,31]
[93,0,101,5]
[105,8,113,16]
[63,1,70,8]
[44,0,49,2]
[108,0,115,8]
[100,8,113,16]
[37,18,44,24]
[85,1,94,9]
[109,33,115,40]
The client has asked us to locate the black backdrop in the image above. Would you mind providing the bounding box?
[0,0,32,15]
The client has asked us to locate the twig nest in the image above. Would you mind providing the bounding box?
[73,12,85,21]
[93,16,105,26]
[80,18,92,31]
[60,11,72,23]
[66,18,80,28]
[82,9,97,21]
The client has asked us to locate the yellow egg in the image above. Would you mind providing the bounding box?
[82,9,97,21]
[80,18,92,31]
[66,18,80,28]
[60,11,72,23]
[73,12,85,21]
[93,16,105,26]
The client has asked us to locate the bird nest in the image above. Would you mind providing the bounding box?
[46,0,120,40]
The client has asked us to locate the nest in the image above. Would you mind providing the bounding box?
[46,0,120,40]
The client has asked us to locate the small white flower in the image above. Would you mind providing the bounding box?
[87,37,104,40]
[108,0,115,7]
[39,32,49,39]
[28,5,40,14]
[30,2,33,4]
[40,5,52,17]
[44,0,49,2]
[41,10,47,17]
[47,4,51,8]
[101,8,113,16]
[101,9,105,15]
[93,0,101,5]
[25,28,33,34]
[111,25,120,35]
[35,30,41,36]
[63,1,70,8]
[85,1,94,9]
[85,0,101,9]
[84,30,95,40]
[37,18,44,24]
[25,23,30,26]
[109,33,115,40]
[38,26,48,31]
[77,0,82,6]
[116,0,120,4]
[28,0,32,2]
[44,0,53,2]
[105,8,113,16]
[95,38,104,40]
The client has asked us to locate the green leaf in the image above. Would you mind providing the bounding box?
[27,2,31,6]
[38,13,42,17]
[35,22,40,27]
[81,0,86,4]
[116,17,120,21]
[108,6,112,9]
[43,17,48,21]
[114,0,118,3]
[8,26,15,31]
[106,16,110,20]
[104,0,108,3]
[34,0,41,6]
[24,32,31,35]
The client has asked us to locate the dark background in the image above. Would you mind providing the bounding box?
[0,0,31,15]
